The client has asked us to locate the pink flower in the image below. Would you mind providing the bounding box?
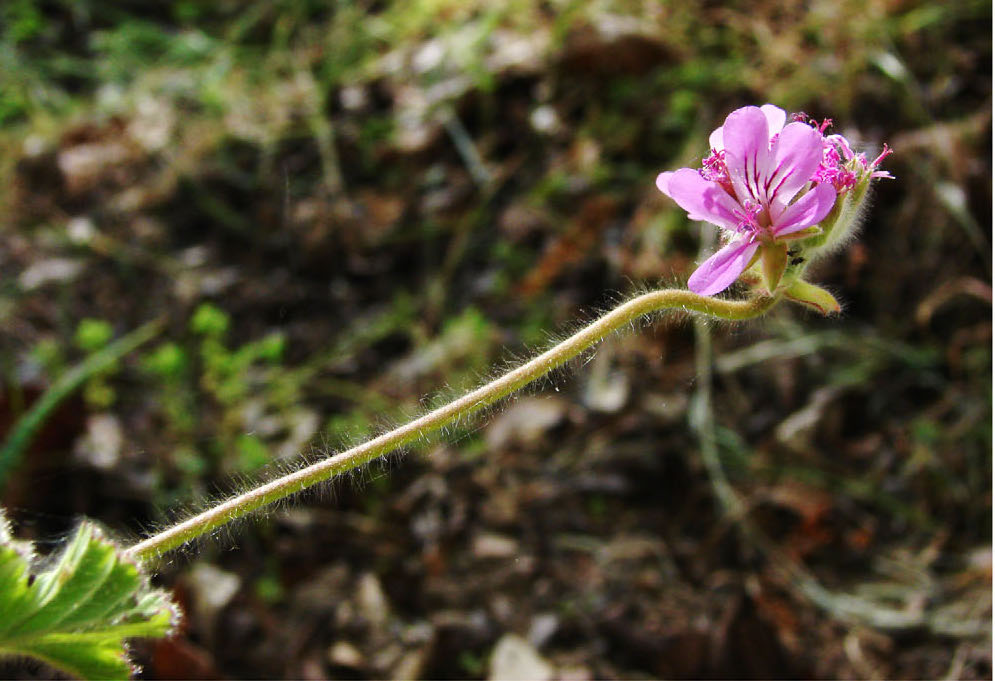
[657,105,837,296]
[815,133,893,191]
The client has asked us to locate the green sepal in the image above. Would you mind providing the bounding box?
[803,174,872,256]
[759,242,788,293]
[777,226,821,241]
[0,510,179,680]
[783,279,841,316]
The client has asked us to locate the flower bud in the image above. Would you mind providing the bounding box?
[759,242,788,294]
[800,171,872,260]
[798,141,893,262]
[783,279,841,315]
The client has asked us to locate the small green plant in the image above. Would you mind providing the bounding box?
[75,319,118,409]
[142,342,194,433]
[74,320,115,353]
[137,305,299,495]
[189,303,288,474]
[0,511,178,679]
[192,302,285,406]
[0,320,163,488]
[30,337,65,377]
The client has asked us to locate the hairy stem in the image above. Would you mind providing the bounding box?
[127,290,777,563]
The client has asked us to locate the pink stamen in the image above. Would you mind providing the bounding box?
[699,148,733,193]
[870,143,893,169]
[826,134,855,160]
[791,112,832,134]
[734,200,764,234]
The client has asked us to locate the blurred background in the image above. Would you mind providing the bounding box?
[0,0,990,678]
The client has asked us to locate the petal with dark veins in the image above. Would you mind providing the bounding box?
[772,183,837,236]
[763,122,826,206]
[721,106,772,206]
[659,168,744,231]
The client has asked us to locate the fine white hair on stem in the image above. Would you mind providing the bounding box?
[126,288,778,564]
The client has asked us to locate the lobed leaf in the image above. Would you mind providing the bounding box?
[0,510,179,680]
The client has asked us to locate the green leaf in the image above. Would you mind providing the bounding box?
[0,510,179,680]
[759,242,788,293]
[190,303,230,337]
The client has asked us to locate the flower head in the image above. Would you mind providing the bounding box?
[657,104,891,297]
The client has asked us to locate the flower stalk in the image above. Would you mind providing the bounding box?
[127,289,777,563]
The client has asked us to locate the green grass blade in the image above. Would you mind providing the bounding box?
[0,319,163,488]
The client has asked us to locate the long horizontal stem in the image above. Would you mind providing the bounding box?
[127,289,777,563]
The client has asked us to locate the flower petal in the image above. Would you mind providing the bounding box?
[662,168,744,230]
[655,171,674,194]
[710,104,785,152]
[708,126,724,151]
[687,238,760,296]
[721,106,773,206]
[764,122,826,205]
[760,104,787,138]
[772,182,837,236]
